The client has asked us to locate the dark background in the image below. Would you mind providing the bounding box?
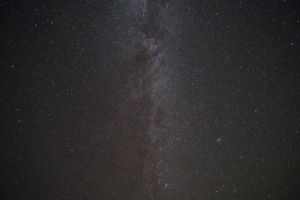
[1,0,299,199]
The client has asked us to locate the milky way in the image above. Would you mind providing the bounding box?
[110,1,185,198]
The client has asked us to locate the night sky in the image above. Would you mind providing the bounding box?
[1,0,300,199]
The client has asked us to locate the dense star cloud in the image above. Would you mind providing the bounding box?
[1,0,300,199]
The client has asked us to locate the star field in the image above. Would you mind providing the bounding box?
[1,0,300,199]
